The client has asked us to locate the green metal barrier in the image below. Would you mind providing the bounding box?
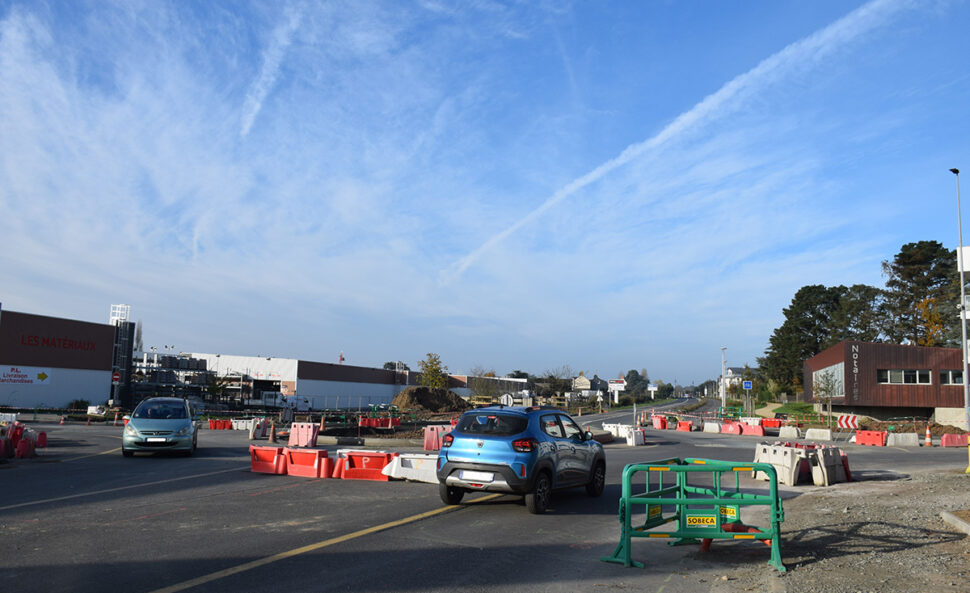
[717,406,742,420]
[601,457,786,572]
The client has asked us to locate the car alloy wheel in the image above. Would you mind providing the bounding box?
[439,483,465,505]
[526,472,551,514]
[586,462,605,497]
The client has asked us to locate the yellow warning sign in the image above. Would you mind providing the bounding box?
[648,505,662,519]
[686,515,717,527]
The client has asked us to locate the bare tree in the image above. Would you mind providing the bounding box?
[468,365,502,404]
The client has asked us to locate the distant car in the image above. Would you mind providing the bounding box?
[436,406,606,514]
[122,397,197,457]
[773,413,789,420]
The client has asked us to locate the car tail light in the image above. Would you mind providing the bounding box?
[512,438,536,452]
[442,434,454,448]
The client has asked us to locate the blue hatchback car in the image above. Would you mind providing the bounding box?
[436,406,605,513]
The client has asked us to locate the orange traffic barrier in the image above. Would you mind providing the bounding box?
[423,425,450,451]
[331,457,345,479]
[840,450,852,482]
[652,416,667,430]
[340,451,395,481]
[941,433,970,447]
[761,418,782,429]
[284,448,333,478]
[15,438,34,458]
[288,423,320,447]
[720,422,742,435]
[36,432,47,448]
[249,445,287,474]
[855,430,887,446]
[0,438,9,458]
[676,421,693,432]
[741,424,766,437]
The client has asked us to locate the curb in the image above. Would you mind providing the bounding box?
[941,511,970,536]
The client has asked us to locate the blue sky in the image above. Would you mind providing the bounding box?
[2,0,969,385]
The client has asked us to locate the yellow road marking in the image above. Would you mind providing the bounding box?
[147,493,504,593]
[0,466,248,511]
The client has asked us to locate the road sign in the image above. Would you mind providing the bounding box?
[837,415,858,429]
[743,381,752,390]
[112,371,121,385]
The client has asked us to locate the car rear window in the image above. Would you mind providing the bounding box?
[456,413,528,436]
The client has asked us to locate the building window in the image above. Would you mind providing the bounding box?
[940,370,964,385]
[877,369,932,385]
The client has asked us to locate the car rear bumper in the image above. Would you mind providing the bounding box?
[437,460,533,494]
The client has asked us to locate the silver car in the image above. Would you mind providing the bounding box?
[122,397,197,457]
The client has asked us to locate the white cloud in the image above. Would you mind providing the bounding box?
[239,4,302,137]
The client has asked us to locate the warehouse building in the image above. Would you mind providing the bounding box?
[803,340,968,429]
[0,308,131,409]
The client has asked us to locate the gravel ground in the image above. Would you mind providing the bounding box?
[707,469,970,593]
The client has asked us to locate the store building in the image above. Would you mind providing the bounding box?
[0,309,120,409]
[803,340,968,429]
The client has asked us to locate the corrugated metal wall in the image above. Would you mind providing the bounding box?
[805,341,964,408]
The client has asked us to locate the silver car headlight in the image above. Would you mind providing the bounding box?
[124,423,138,436]
[175,424,193,437]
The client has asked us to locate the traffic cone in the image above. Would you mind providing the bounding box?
[319,414,326,432]
[925,424,933,447]
[59,415,65,425]
[113,412,119,426]
[86,417,91,426]
[268,422,277,444]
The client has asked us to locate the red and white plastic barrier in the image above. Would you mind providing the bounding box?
[249,445,287,474]
[423,425,451,451]
[941,433,970,447]
[284,447,333,478]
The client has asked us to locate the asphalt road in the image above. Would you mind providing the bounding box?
[2,413,966,593]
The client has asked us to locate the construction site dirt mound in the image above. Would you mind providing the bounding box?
[391,386,471,414]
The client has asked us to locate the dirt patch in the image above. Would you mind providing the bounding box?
[391,386,471,414]
[714,470,970,592]
[861,421,967,436]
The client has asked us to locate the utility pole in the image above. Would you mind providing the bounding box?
[720,347,727,409]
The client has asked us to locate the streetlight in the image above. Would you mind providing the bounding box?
[720,347,727,410]
[951,167,969,473]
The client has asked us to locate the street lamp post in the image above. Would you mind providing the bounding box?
[720,347,727,409]
[951,168,970,473]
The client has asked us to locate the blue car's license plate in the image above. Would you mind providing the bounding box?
[459,470,493,482]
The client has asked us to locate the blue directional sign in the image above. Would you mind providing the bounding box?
[743,380,752,390]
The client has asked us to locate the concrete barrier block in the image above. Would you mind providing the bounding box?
[703,422,720,433]
[778,426,802,439]
[804,428,833,441]
[381,453,438,483]
[886,432,920,447]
